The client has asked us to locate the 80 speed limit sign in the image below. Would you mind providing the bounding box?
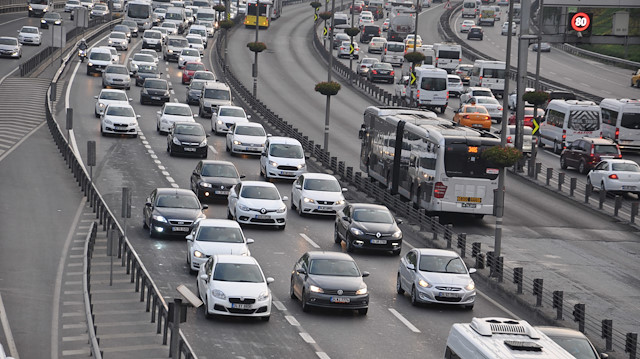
[570,12,591,32]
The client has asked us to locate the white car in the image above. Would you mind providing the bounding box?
[90,3,109,17]
[460,86,494,104]
[397,248,476,309]
[212,105,250,134]
[227,181,288,229]
[447,74,464,97]
[80,0,93,9]
[161,22,178,35]
[508,87,534,110]
[186,219,254,272]
[108,31,128,51]
[156,103,196,134]
[102,64,131,90]
[357,57,379,76]
[587,159,640,195]
[94,89,130,117]
[17,26,41,46]
[100,104,140,137]
[290,173,346,216]
[153,8,167,24]
[186,34,205,51]
[151,26,169,43]
[64,0,82,12]
[129,53,156,74]
[0,37,22,58]
[188,25,208,42]
[178,48,202,69]
[139,49,160,65]
[460,19,475,32]
[464,96,503,122]
[98,46,119,64]
[193,22,213,38]
[260,136,306,181]
[226,122,268,155]
[197,255,273,321]
[358,14,374,28]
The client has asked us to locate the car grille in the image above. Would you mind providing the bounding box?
[434,296,462,303]
[180,142,200,146]
[226,308,257,314]
[323,289,357,296]
[228,297,256,304]
[247,207,277,213]
[316,200,334,205]
[363,232,392,237]
[249,218,276,224]
[168,219,193,226]
[277,165,299,171]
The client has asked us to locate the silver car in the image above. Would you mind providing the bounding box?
[357,57,379,76]
[102,65,131,90]
[108,32,128,51]
[465,96,503,122]
[0,37,22,58]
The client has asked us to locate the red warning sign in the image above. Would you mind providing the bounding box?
[570,12,590,32]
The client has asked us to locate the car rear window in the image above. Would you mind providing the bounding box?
[363,25,380,33]
[594,145,619,155]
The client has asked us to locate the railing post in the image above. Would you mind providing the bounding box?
[552,290,563,320]
[614,195,622,216]
[535,162,541,180]
[431,216,439,241]
[625,332,637,359]
[533,278,543,307]
[573,303,586,333]
[602,319,613,351]
[599,187,606,209]
[557,172,565,191]
[546,168,553,186]
[444,224,452,248]
[632,202,639,224]
[569,177,577,197]
[585,182,592,203]
[457,233,466,258]
[513,267,523,294]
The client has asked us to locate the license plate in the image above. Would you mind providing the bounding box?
[172,227,189,232]
[152,96,161,100]
[461,203,476,208]
[184,147,196,152]
[247,147,261,151]
[439,292,461,298]
[371,239,387,244]
[330,297,351,303]
[317,206,332,210]
[115,126,127,130]
[255,214,270,219]
[472,124,483,128]
[280,171,294,176]
[457,197,481,203]
[622,186,636,190]
[231,303,252,309]
[214,190,229,195]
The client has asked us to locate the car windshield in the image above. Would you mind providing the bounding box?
[110,32,125,39]
[122,20,137,28]
[165,12,183,21]
[194,72,215,80]
[387,43,404,52]
[155,194,200,208]
[546,336,599,359]
[45,13,60,19]
[235,126,265,136]
[94,5,107,10]
[145,80,167,89]
[476,97,498,105]
[155,8,167,14]
[304,178,341,192]
[134,54,154,62]
[269,143,303,158]
[187,37,202,44]
[22,27,38,34]
[174,124,203,135]
[464,106,489,114]
[594,145,619,154]
[145,31,161,39]
[0,38,17,45]
[164,105,191,116]
[189,81,205,91]
[201,164,238,177]
[185,62,205,71]
[308,259,360,277]
[419,255,467,274]
[137,64,157,73]
[219,107,245,117]
[162,23,176,28]
[68,0,80,4]
[105,66,128,75]
[203,89,230,100]
[100,91,127,101]
[240,186,280,200]
[114,25,129,33]
[169,39,189,47]
[182,49,199,56]
[353,208,393,223]
[213,263,263,282]
[106,106,134,117]
[197,226,244,243]
[611,162,640,172]
[89,52,111,61]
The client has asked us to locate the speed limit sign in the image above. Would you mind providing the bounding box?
[570,12,591,32]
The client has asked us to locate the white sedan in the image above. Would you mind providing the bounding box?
[197,255,273,321]
[186,219,254,272]
[161,22,178,35]
[129,53,156,73]
[337,41,360,59]
[290,173,346,216]
[212,105,250,134]
[227,181,288,230]
[94,89,130,117]
[100,104,139,137]
[17,26,41,46]
[108,31,128,51]
[465,96,503,122]
[225,122,267,155]
[186,34,205,51]
[156,103,196,134]
[459,19,475,32]
[178,48,202,69]
[587,159,640,195]
[139,49,159,65]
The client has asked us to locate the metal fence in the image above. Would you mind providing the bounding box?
[213,3,638,356]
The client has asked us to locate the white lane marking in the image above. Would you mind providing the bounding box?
[388,308,421,333]
[69,129,81,156]
[418,2,443,16]
[208,145,218,154]
[285,315,300,326]
[173,98,179,102]
[0,122,45,164]
[316,352,331,359]
[273,300,286,311]
[166,176,175,183]
[0,67,18,86]
[158,165,165,170]
[0,16,27,27]
[0,293,19,359]
[300,233,320,248]
[141,140,149,145]
[171,183,180,188]
[299,332,316,344]
[162,170,170,176]
[154,159,161,164]
[170,89,175,95]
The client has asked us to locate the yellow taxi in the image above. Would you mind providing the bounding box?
[453,104,491,130]
[632,69,640,87]
[403,34,423,52]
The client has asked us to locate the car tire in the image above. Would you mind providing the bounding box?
[410,286,419,306]
[578,160,587,174]
[260,315,270,322]
[587,177,594,192]
[290,278,297,299]
[334,225,341,244]
[358,308,368,315]
[464,304,474,310]
[168,144,173,156]
[560,155,568,169]
[149,222,157,238]
[227,208,233,220]
[202,151,207,159]
[204,296,213,319]
[346,235,354,253]
[396,273,405,295]
[278,223,286,230]
[601,181,607,193]
[392,248,401,256]
[301,290,310,312]
[95,111,100,118]
[553,140,561,154]
[440,105,446,114]
[297,201,303,217]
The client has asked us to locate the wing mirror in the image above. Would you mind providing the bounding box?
[294,184,302,189]
[266,277,275,284]
[296,268,307,275]
[199,274,208,281]
[362,271,370,277]
[186,234,193,240]
[156,111,161,115]
[468,268,477,274]
[239,175,246,179]
[406,263,415,271]
[94,95,98,99]
[201,204,209,209]
[396,218,403,224]
[193,114,198,118]
[282,196,289,202]
[246,238,254,244]
[341,188,348,192]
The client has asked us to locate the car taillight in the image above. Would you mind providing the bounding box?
[507,136,512,143]
[434,182,447,198]
[590,144,595,157]
[416,89,420,98]
[498,106,503,111]
[446,91,449,99]
[615,127,619,140]
[609,174,619,180]
[390,71,395,76]
[371,70,378,74]
[463,115,470,119]
[562,130,566,148]
[484,116,490,121]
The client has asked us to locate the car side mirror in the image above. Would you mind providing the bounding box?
[341,188,348,193]
[240,175,246,179]
[342,216,349,222]
[136,115,141,119]
[266,277,274,285]
[246,238,254,244]
[145,201,152,207]
[94,95,98,99]
[193,114,198,118]
[129,98,133,101]
[282,196,289,202]
[406,263,415,271]
[247,114,251,119]
[468,268,477,274]
[261,151,266,156]
[199,274,208,281]
[296,268,306,275]
[362,271,370,277]
[156,111,161,115]
[202,204,209,209]
[186,234,193,240]
[294,184,302,189]
[396,218,403,224]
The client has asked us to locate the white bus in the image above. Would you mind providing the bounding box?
[433,42,462,74]
[125,1,154,31]
[600,98,640,150]
[359,107,500,218]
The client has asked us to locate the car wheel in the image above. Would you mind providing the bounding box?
[143,218,149,229]
[392,248,401,256]
[301,290,310,312]
[225,142,230,152]
[578,160,587,174]
[560,155,568,169]
[553,140,561,154]
[260,315,270,322]
[204,296,213,319]
[95,111,100,118]
[289,277,297,299]
[601,181,607,192]
[358,308,368,315]
[440,105,446,114]
[278,223,286,230]
[157,121,161,132]
[464,304,474,310]
[168,144,173,156]
[196,279,201,299]
[297,201,303,217]
[202,151,208,159]
[149,222,157,238]
[410,286,419,306]
[587,176,594,192]
[334,225,341,244]
[346,235,354,253]
[227,208,233,220]
[396,273,405,295]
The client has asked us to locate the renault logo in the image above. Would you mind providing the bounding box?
[178,221,184,225]
[220,185,225,189]
[337,289,343,295]
[240,296,245,301]
[260,208,267,214]
[376,232,381,238]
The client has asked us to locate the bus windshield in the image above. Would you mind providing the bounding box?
[444,143,499,180]
[128,3,151,18]
[247,3,268,16]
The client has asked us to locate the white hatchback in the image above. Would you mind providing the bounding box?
[227,181,288,230]
[156,103,196,134]
[260,137,306,181]
[100,104,140,137]
[17,26,41,46]
[290,173,347,216]
[94,89,130,117]
[212,105,250,134]
[226,122,268,155]
[587,159,640,195]
[186,219,254,272]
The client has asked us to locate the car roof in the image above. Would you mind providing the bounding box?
[214,254,258,265]
[268,136,302,145]
[196,218,241,228]
[599,158,635,164]
[306,251,356,261]
[203,82,230,89]
[468,86,492,92]
[350,203,389,211]
[106,103,133,109]
[301,173,338,181]
[219,105,244,111]
[201,159,236,166]
[174,121,200,127]
[155,188,198,196]
[578,137,616,145]
[165,102,190,108]
[415,248,460,257]
[235,122,263,128]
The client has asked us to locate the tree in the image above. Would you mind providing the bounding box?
[522,91,549,123]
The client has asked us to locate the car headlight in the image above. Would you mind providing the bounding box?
[200,182,212,188]
[276,206,286,213]
[43,7,47,11]
[238,204,250,211]
[98,103,105,108]
[216,120,223,125]
[152,214,167,223]
[297,163,305,169]
[303,197,315,203]
[212,289,226,299]
[465,280,475,291]
[168,49,173,53]
[193,250,204,258]
[309,285,324,293]
[41,19,46,23]
[269,161,278,167]
[257,291,269,301]
[108,40,113,44]
[199,139,207,147]
[172,137,181,145]
[233,140,242,145]
[349,227,364,236]
[29,5,33,10]
[104,119,113,125]
[355,286,368,295]
[392,230,402,239]
[335,199,345,205]
[418,279,431,288]
[55,20,61,24]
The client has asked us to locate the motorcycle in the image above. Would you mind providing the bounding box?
[78,48,87,62]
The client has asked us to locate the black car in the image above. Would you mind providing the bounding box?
[121,20,139,37]
[290,251,370,315]
[167,122,209,158]
[186,79,206,105]
[467,26,483,40]
[134,64,160,86]
[143,188,207,238]
[367,62,394,83]
[190,160,244,200]
[334,203,403,255]
[360,25,381,44]
[40,12,62,28]
[140,78,171,105]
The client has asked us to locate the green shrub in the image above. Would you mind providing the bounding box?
[219,19,234,30]
[247,42,267,53]
[522,91,549,107]
[404,51,425,64]
[319,11,333,20]
[315,81,341,96]
[345,27,359,37]
[481,146,523,167]
[310,1,322,9]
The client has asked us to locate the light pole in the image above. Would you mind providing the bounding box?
[324,0,336,150]
[514,0,531,166]
[252,0,259,97]
[349,0,355,72]
[534,0,543,91]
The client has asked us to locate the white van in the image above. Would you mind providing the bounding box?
[381,41,405,67]
[600,98,640,150]
[413,66,449,114]
[539,100,601,153]
[433,42,462,74]
[164,7,187,33]
[470,60,506,97]
[260,137,306,181]
[445,317,576,359]
[461,0,477,18]
[416,45,435,67]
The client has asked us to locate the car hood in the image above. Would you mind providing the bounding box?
[103,115,137,125]
[233,134,266,145]
[194,241,249,256]
[174,133,204,143]
[269,156,305,167]
[309,275,364,291]
[110,38,126,42]
[0,44,19,51]
[353,221,397,234]
[217,116,248,124]
[160,114,194,123]
[239,198,284,210]
[211,280,268,298]
[144,88,169,96]
[301,189,344,202]
[138,72,160,79]
[98,99,128,107]
[104,73,130,81]
[201,176,239,187]
[417,271,471,287]
[180,56,200,62]
[19,33,40,38]
[154,207,201,220]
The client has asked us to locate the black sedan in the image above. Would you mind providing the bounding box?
[134,64,160,86]
[290,251,370,315]
[367,62,395,83]
[140,78,171,105]
[467,26,483,40]
[167,122,209,158]
[186,79,206,105]
[334,203,403,255]
[40,12,62,28]
[190,160,244,201]
[143,188,207,238]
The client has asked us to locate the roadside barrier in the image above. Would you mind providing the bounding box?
[0,0,64,14]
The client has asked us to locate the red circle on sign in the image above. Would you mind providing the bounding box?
[571,12,590,32]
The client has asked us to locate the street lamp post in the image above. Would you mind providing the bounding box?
[252,0,259,97]
[324,0,336,151]
[534,0,544,91]
[349,0,354,72]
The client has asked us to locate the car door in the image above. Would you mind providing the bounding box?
[198,257,214,299]
[226,124,235,148]
[228,183,241,216]
[400,250,417,290]
[292,175,304,205]
[589,161,608,186]
[190,161,202,192]
[260,139,270,172]
[291,253,309,298]
[143,189,157,225]
[337,205,352,239]
[564,140,580,166]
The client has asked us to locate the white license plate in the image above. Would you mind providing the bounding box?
[214,190,229,195]
[439,292,461,298]
[370,239,387,244]
[255,214,270,219]
[115,126,127,130]
[231,303,252,309]
[317,206,332,210]
[472,124,483,128]
[461,203,477,208]
[622,186,636,190]
[247,147,261,151]
[280,171,294,176]
[152,96,161,100]
[184,147,196,152]
[172,227,190,232]
[330,297,351,303]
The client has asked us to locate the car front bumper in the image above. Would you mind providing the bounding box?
[150,218,193,236]
[231,143,264,155]
[299,201,345,216]
[169,142,207,157]
[234,207,286,227]
[141,92,170,105]
[414,286,475,306]
[102,122,137,136]
[206,295,271,318]
[305,291,369,310]
[265,165,305,179]
[104,79,131,89]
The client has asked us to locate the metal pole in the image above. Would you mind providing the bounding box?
[515,0,531,161]
[349,0,354,73]
[534,0,543,91]
[494,0,516,263]
[413,0,418,55]
[324,0,335,151]
[252,0,259,97]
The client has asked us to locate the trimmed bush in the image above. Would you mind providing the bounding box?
[315,81,341,96]
[310,1,322,9]
[404,51,425,64]
[345,27,359,37]
[522,91,549,107]
[213,4,226,12]
[247,42,267,53]
[482,146,523,167]
[219,19,235,30]
[319,11,333,20]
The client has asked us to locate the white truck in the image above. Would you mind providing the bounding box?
[433,42,462,74]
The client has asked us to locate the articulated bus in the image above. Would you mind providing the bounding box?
[358,107,500,217]
[244,0,280,28]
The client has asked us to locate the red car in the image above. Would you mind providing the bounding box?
[508,107,545,127]
[182,62,207,85]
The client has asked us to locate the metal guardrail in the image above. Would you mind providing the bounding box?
[83,222,102,359]
[215,2,639,356]
[555,42,640,71]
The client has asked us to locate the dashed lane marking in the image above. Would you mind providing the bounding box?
[300,233,320,248]
[388,308,421,333]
